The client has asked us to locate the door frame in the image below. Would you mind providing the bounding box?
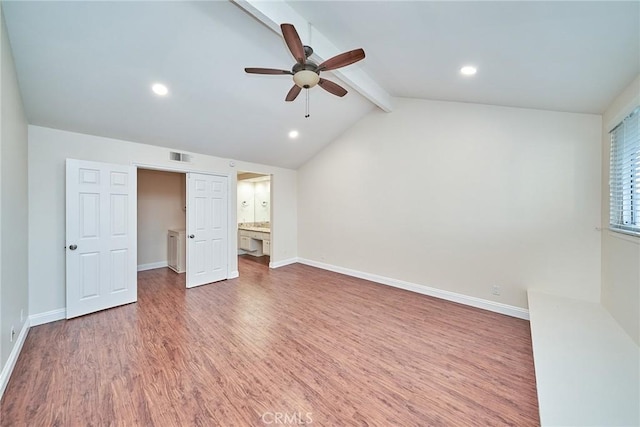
[133,162,238,281]
[236,171,274,267]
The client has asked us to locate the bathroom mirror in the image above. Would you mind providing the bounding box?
[237,173,270,224]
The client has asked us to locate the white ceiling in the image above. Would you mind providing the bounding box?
[3,1,639,169]
[291,1,640,115]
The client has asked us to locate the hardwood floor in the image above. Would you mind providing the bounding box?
[239,253,270,266]
[1,258,539,426]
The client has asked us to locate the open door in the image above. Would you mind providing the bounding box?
[186,173,228,288]
[66,159,137,318]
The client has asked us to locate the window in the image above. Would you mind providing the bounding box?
[609,107,640,235]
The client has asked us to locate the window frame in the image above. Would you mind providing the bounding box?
[609,106,640,237]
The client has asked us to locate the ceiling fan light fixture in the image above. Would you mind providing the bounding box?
[293,70,320,89]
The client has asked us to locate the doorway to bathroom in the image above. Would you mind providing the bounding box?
[237,172,271,269]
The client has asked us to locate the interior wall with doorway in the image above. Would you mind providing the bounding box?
[137,169,186,271]
[237,172,271,264]
[28,125,298,318]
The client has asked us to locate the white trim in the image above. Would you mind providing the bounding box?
[227,173,236,282]
[269,257,298,269]
[297,258,530,320]
[137,261,168,271]
[0,319,30,400]
[133,161,226,177]
[607,228,640,244]
[29,308,66,326]
[228,270,239,279]
[606,99,640,133]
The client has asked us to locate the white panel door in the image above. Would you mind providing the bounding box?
[66,159,137,318]
[187,173,228,288]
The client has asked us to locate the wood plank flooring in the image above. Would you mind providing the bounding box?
[1,256,539,426]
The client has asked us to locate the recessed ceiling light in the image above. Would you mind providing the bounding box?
[288,130,299,139]
[460,66,477,76]
[152,83,169,96]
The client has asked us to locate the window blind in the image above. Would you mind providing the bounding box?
[610,107,640,235]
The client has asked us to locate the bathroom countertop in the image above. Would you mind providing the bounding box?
[238,225,270,233]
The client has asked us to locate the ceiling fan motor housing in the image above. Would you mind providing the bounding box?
[292,61,319,74]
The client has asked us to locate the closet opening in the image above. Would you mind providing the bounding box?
[137,168,187,284]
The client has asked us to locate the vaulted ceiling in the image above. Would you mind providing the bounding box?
[3,1,639,169]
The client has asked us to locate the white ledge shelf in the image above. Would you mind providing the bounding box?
[527,290,639,426]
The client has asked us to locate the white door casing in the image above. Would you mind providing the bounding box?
[187,173,228,288]
[66,159,137,318]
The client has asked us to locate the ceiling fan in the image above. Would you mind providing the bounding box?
[245,23,365,102]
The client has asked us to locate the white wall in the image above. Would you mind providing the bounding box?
[137,169,185,267]
[601,74,640,345]
[28,125,298,317]
[298,97,602,309]
[0,5,28,368]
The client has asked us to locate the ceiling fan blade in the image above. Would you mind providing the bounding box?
[285,85,302,102]
[281,23,306,64]
[245,67,293,75]
[318,78,348,97]
[317,48,365,72]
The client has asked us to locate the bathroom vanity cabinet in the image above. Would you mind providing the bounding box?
[238,228,270,256]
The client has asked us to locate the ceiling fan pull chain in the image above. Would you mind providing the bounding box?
[305,89,310,118]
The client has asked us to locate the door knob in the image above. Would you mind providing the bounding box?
[69,244,78,250]
[189,234,195,239]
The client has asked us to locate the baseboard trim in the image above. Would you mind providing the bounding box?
[137,261,168,272]
[0,319,30,400]
[29,308,66,326]
[297,258,529,320]
[269,257,298,269]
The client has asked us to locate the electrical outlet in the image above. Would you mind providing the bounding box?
[492,285,501,296]
[10,326,15,342]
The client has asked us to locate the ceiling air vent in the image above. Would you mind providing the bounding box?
[169,151,192,162]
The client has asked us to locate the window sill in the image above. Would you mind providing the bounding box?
[607,228,640,244]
